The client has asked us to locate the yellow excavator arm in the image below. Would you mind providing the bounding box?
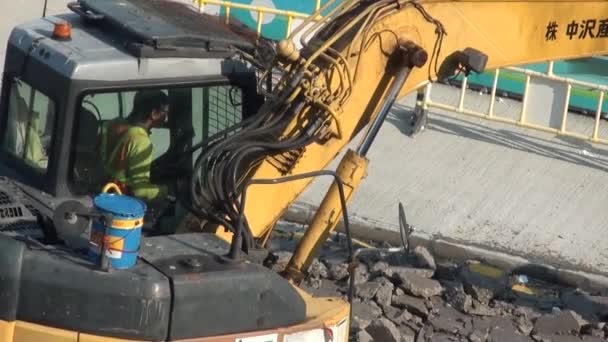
[198,0,608,280]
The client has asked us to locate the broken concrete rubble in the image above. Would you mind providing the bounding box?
[514,315,534,335]
[468,331,484,342]
[393,294,429,319]
[413,246,437,270]
[531,335,602,342]
[532,310,584,336]
[307,258,328,279]
[351,299,383,330]
[443,280,473,313]
[431,333,458,342]
[384,306,413,326]
[265,228,608,342]
[391,265,436,281]
[352,263,370,286]
[489,326,534,342]
[561,289,608,321]
[398,324,417,342]
[469,299,499,317]
[267,250,292,272]
[356,279,383,300]
[327,260,349,281]
[371,261,390,277]
[581,322,605,338]
[459,263,508,304]
[435,261,460,281]
[429,305,470,335]
[365,318,402,342]
[513,306,542,321]
[375,277,395,309]
[399,273,444,298]
[356,330,373,342]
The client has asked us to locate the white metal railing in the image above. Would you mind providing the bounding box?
[422,61,608,145]
[193,0,322,38]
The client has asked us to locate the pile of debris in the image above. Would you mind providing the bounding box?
[265,229,608,342]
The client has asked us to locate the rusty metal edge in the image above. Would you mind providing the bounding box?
[284,201,608,293]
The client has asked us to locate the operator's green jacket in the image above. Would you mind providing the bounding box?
[99,118,168,202]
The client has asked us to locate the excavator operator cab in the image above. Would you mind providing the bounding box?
[0,0,263,233]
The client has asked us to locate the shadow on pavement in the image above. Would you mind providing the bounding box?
[387,104,608,173]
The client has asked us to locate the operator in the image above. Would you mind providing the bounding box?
[98,90,171,203]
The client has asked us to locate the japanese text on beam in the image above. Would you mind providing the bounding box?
[545,19,608,41]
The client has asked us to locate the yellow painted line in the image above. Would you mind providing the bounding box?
[512,284,535,295]
[469,263,504,279]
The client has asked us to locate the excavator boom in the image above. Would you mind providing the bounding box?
[195,0,608,277]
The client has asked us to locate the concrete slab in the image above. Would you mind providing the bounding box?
[296,83,608,276]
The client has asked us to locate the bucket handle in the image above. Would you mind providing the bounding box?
[102,182,123,195]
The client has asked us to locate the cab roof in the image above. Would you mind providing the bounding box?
[6,0,256,82]
[74,0,256,58]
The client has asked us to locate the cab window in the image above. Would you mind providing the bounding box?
[191,85,242,165]
[70,84,243,195]
[193,85,242,139]
[1,78,55,173]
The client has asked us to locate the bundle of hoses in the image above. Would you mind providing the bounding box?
[184,0,446,254]
[187,76,325,252]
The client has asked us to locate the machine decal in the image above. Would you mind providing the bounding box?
[88,231,126,258]
[598,20,608,38]
[0,205,23,219]
[105,235,125,259]
[89,230,104,253]
[546,19,608,41]
[546,21,558,41]
[568,19,596,39]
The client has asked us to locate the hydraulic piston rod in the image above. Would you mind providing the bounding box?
[283,41,427,283]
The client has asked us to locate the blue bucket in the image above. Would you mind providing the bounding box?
[88,184,147,269]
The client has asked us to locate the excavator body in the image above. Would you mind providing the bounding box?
[1,0,608,341]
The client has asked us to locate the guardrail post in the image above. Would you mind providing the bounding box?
[560,84,572,134]
[547,61,554,76]
[592,91,604,142]
[488,69,499,118]
[286,15,293,36]
[224,5,231,24]
[256,11,263,36]
[423,83,432,109]
[519,75,531,125]
[458,76,467,112]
